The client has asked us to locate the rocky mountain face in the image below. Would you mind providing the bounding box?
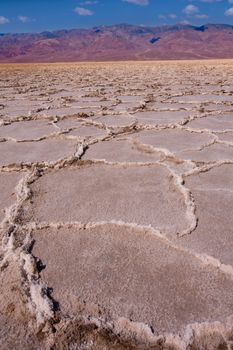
[0,23,233,62]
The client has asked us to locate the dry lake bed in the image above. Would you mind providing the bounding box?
[0,60,233,350]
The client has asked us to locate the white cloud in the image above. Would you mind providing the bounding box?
[225,7,233,15]
[18,16,30,23]
[0,16,9,24]
[183,5,199,15]
[194,13,209,18]
[74,7,94,15]
[183,4,208,19]
[122,0,149,6]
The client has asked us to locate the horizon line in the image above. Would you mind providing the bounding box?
[0,22,232,35]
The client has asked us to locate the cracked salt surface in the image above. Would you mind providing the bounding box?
[82,137,161,163]
[179,164,233,267]
[188,114,233,132]
[0,171,24,224]
[32,224,233,334]
[133,110,193,126]
[1,60,233,350]
[0,137,78,166]
[22,163,188,237]
[0,119,57,141]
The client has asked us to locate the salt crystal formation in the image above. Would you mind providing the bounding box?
[0,61,233,349]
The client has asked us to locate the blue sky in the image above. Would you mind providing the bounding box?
[0,0,233,33]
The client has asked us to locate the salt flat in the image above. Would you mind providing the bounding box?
[0,60,233,350]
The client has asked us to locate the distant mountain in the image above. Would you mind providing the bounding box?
[0,23,233,62]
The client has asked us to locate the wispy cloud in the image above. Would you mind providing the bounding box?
[168,13,177,19]
[158,15,166,20]
[194,13,208,18]
[190,0,222,3]
[122,0,149,6]
[200,0,222,2]
[80,1,98,5]
[179,20,191,25]
[0,16,9,25]
[74,7,94,15]
[158,13,177,20]
[18,16,31,23]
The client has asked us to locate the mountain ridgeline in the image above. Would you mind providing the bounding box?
[0,23,233,62]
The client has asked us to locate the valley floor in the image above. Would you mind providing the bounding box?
[0,60,233,349]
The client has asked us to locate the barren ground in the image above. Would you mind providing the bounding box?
[0,60,233,350]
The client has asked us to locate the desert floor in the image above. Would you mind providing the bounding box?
[0,60,233,350]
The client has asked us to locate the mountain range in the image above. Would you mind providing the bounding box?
[0,23,233,62]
